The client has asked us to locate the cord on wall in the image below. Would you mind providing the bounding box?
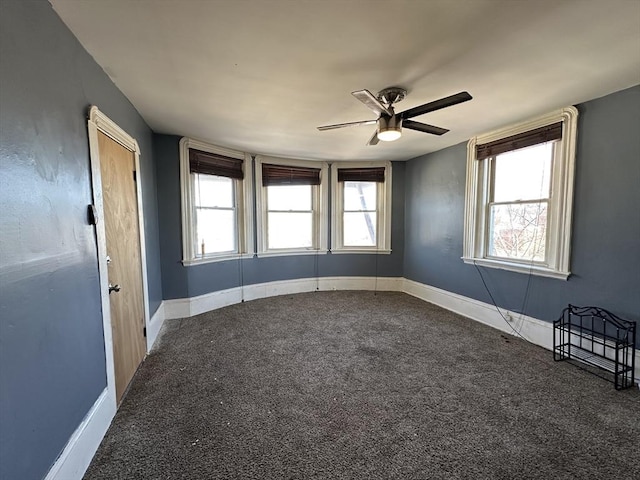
[473,156,550,343]
[314,248,320,292]
[517,168,548,320]
[473,262,532,343]
[374,251,379,296]
[237,220,245,303]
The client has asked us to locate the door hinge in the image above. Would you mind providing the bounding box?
[143,326,147,337]
[133,170,137,182]
[87,204,98,225]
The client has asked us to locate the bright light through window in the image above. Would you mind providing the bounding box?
[194,174,236,255]
[343,181,377,247]
[492,143,552,202]
[487,142,553,263]
[267,185,313,249]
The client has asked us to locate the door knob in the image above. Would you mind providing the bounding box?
[108,283,121,294]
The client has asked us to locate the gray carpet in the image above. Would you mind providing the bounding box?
[84,291,640,480]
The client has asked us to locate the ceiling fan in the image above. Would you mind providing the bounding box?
[317,87,472,145]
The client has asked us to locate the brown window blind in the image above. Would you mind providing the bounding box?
[262,164,321,186]
[337,167,385,183]
[189,148,244,179]
[475,122,562,160]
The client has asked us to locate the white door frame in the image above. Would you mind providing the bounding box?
[87,106,150,410]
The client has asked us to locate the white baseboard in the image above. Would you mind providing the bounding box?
[402,278,640,384]
[402,278,553,349]
[47,275,638,480]
[163,276,404,320]
[146,302,166,351]
[44,389,115,480]
[45,301,167,480]
[161,276,638,384]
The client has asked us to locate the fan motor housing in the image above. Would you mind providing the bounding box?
[377,87,407,106]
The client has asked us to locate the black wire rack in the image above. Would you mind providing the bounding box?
[553,305,636,390]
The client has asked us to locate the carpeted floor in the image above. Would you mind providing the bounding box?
[84,291,640,480]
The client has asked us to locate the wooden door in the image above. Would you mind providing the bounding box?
[98,131,146,403]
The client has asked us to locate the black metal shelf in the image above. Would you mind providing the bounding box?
[553,305,636,390]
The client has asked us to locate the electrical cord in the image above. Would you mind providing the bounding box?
[473,262,532,343]
[478,145,552,344]
[236,202,244,303]
[374,251,379,296]
[315,246,320,292]
[518,157,548,321]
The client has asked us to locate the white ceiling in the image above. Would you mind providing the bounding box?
[51,0,640,162]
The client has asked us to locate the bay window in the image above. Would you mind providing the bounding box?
[256,157,328,255]
[179,138,253,264]
[331,162,392,253]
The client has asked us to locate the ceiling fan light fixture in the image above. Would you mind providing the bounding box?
[377,128,401,142]
[377,115,402,142]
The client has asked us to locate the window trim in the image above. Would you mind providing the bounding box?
[180,137,254,265]
[331,161,392,254]
[255,155,329,257]
[462,107,578,279]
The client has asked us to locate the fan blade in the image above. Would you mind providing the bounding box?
[400,91,472,120]
[366,129,380,146]
[403,120,449,136]
[317,119,377,131]
[352,89,393,117]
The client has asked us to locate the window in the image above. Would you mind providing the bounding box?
[344,181,377,247]
[256,157,328,255]
[487,142,552,263]
[180,138,253,264]
[463,107,578,279]
[194,174,236,254]
[331,162,392,253]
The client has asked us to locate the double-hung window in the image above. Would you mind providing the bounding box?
[463,107,578,279]
[180,138,253,264]
[256,157,328,255]
[331,162,392,253]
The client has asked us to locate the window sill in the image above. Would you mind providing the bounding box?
[256,249,329,258]
[462,257,570,280]
[182,253,253,266]
[330,248,392,255]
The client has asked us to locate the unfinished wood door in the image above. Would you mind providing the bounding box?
[98,131,146,403]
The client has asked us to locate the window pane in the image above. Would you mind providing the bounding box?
[194,174,234,208]
[344,212,377,247]
[488,202,547,262]
[268,212,312,249]
[196,208,236,254]
[493,142,553,202]
[267,185,311,211]
[344,181,376,211]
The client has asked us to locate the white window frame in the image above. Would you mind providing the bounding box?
[463,107,578,279]
[331,161,392,254]
[255,155,329,257]
[179,137,253,265]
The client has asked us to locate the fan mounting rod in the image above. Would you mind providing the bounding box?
[377,87,407,107]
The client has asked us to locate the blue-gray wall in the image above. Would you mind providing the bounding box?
[0,1,163,479]
[1,2,638,479]
[404,86,640,322]
[154,134,405,299]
